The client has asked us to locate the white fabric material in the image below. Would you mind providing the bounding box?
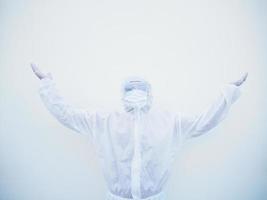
[106,190,166,200]
[38,77,241,199]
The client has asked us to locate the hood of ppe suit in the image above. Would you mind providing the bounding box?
[121,76,152,113]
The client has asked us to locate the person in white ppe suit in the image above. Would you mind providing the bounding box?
[31,63,248,200]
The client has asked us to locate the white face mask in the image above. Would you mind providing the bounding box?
[123,89,148,109]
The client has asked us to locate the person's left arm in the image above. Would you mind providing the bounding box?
[178,73,248,140]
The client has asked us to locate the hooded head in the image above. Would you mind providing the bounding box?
[121,76,152,113]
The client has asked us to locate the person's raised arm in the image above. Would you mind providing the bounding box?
[31,63,98,138]
[177,73,248,140]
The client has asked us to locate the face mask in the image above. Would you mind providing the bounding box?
[123,89,148,109]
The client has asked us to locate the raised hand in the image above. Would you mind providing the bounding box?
[231,72,248,87]
[31,63,52,80]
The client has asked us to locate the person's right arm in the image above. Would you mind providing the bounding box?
[31,63,96,137]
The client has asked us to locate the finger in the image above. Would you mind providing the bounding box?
[237,72,248,86]
[30,63,46,79]
[30,63,38,72]
[242,72,248,82]
[239,73,248,85]
[31,63,42,75]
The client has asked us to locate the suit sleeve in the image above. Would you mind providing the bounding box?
[178,84,241,140]
[39,77,97,138]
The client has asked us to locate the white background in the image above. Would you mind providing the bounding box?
[0,0,267,199]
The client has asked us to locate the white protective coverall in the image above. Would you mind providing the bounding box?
[38,76,241,200]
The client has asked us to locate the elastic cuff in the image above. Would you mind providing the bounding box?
[221,83,241,104]
[39,77,54,92]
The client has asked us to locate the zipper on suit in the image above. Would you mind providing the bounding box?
[131,109,142,199]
